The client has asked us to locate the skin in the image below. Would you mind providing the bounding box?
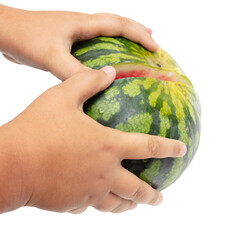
[0,5,187,214]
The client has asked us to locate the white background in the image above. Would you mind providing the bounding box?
[0,0,238,239]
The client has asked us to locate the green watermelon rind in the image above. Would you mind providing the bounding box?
[72,36,201,191]
[84,76,201,191]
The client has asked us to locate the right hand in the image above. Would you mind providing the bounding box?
[2,66,186,214]
[0,5,158,80]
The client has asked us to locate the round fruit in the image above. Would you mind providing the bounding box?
[71,37,201,191]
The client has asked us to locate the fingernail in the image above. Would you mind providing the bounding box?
[180,143,187,157]
[101,66,116,76]
[153,196,163,206]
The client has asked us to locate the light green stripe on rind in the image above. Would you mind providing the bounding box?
[87,99,120,121]
[133,78,157,90]
[119,77,158,97]
[86,86,121,121]
[159,101,171,136]
[122,81,141,97]
[116,113,153,134]
[83,53,143,68]
[140,160,162,184]
[97,37,123,45]
[104,86,121,100]
[73,43,126,56]
[177,84,197,124]
[170,85,192,150]
[148,83,164,108]
[162,157,184,189]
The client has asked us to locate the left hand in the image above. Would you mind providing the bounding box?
[0,5,159,80]
[0,66,186,214]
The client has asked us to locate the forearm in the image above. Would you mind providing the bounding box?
[0,4,15,54]
[0,122,29,214]
[0,4,27,57]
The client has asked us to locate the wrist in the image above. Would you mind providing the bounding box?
[0,122,31,213]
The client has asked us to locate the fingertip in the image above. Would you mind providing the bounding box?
[129,202,138,210]
[179,143,187,157]
[101,66,116,80]
[101,65,116,75]
[142,35,160,52]
[150,40,160,52]
[152,192,163,206]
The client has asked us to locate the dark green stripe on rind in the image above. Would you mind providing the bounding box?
[84,77,201,191]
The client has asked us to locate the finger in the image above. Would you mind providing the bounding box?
[121,16,153,35]
[61,66,116,105]
[86,13,159,52]
[117,131,187,159]
[46,47,90,81]
[69,207,88,214]
[2,53,21,64]
[96,13,153,35]
[112,167,163,206]
[111,200,137,213]
[93,192,137,213]
[145,27,153,35]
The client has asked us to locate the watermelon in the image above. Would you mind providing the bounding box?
[71,37,201,191]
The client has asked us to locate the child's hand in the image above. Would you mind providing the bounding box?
[0,5,158,80]
[0,67,186,214]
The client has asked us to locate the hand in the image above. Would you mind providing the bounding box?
[0,66,186,214]
[0,5,159,80]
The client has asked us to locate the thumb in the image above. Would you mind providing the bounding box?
[48,48,90,80]
[62,66,116,106]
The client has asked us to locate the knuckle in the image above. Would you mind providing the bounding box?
[86,68,101,78]
[99,127,119,153]
[117,16,129,27]
[148,136,159,157]
[91,13,114,26]
[93,12,110,17]
[89,69,106,83]
[101,141,115,155]
[95,197,119,212]
[129,185,145,202]
[96,203,113,212]
[111,204,127,214]
[82,69,105,89]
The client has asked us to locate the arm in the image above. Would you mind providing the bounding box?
[0,67,186,214]
[0,123,30,213]
[0,4,158,80]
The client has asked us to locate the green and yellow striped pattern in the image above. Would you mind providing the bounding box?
[72,37,201,191]
[72,37,184,74]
